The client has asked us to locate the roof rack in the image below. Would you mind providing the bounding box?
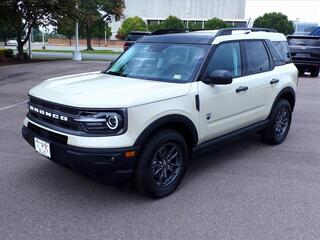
[151,29,197,35]
[215,27,278,37]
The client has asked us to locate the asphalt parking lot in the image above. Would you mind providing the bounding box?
[1,61,320,240]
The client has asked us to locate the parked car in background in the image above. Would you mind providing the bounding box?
[288,35,320,77]
[6,40,18,46]
[124,31,150,51]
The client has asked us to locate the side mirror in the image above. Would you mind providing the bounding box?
[203,70,233,85]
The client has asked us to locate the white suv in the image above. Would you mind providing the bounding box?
[22,28,298,198]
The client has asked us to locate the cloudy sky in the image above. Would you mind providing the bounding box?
[245,0,320,23]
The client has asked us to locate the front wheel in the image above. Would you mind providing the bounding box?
[134,129,189,198]
[261,99,292,145]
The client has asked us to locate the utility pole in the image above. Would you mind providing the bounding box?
[73,3,82,61]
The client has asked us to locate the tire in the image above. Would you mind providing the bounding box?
[310,67,320,78]
[297,67,305,76]
[134,129,189,198]
[261,99,292,145]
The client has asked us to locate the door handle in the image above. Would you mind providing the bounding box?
[236,86,249,93]
[270,78,280,85]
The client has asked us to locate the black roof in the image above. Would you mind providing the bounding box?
[138,33,214,45]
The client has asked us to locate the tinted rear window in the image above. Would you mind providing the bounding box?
[126,34,147,41]
[243,41,270,74]
[288,38,320,47]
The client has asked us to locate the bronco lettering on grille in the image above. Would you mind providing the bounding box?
[29,105,68,122]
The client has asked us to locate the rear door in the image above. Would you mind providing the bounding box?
[242,40,279,124]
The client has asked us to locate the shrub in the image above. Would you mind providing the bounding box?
[148,23,161,32]
[0,49,6,61]
[117,16,148,40]
[159,16,185,29]
[253,12,294,35]
[188,22,203,30]
[4,49,14,58]
[204,18,229,30]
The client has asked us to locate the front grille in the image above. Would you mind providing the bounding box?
[28,96,81,131]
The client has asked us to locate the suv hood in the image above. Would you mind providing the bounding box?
[29,72,191,108]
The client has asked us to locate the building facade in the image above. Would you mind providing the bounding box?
[110,0,247,38]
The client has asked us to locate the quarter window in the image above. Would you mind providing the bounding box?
[243,41,270,74]
[205,42,242,78]
[272,41,291,64]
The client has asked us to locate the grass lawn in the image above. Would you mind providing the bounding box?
[32,49,122,55]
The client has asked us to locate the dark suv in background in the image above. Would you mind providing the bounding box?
[124,31,150,51]
[288,35,320,77]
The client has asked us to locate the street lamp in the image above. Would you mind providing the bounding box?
[73,3,82,61]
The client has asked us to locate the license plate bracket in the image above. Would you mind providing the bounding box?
[34,137,51,158]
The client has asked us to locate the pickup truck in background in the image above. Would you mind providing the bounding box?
[288,35,320,77]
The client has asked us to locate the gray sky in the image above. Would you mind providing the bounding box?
[245,0,320,23]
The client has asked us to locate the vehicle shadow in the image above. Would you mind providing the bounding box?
[23,133,268,202]
[185,133,265,181]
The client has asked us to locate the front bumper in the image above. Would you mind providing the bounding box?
[22,124,140,178]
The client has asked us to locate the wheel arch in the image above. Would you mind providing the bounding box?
[269,87,296,118]
[134,114,199,151]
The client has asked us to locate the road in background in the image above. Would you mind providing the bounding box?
[1,43,123,61]
[0,61,320,240]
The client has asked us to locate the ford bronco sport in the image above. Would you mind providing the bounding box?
[22,28,298,198]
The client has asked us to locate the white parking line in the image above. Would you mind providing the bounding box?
[0,100,28,111]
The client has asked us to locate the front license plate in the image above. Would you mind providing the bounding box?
[34,137,51,158]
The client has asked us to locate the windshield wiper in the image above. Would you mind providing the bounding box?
[106,71,126,77]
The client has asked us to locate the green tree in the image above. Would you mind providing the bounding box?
[204,18,228,30]
[159,16,185,29]
[91,19,112,45]
[148,23,161,32]
[57,18,74,46]
[253,12,294,35]
[188,22,203,30]
[117,16,148,40]
[0,0,76,58]
[78,0,125,50]
[0,18,16,45]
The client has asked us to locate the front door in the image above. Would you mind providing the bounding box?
[198,42,252,143]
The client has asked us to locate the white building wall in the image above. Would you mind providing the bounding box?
[125,0,246,20]
[110,0,246,38]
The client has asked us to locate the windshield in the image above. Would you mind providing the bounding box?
[106,43,209,83]
[288,38,320,47]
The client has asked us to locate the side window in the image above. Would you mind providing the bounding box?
[266,41,285,66]
[272,41,291,64]
[243,41,270,75]
[206,42,241,78]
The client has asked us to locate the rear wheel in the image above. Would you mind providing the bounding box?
[261,99,292,145]
[134,129,189,198]
[310,67,320,77]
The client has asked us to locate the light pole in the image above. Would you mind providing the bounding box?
[28,27,32,59]
[73,3,82,61]
[104,25,107,46]
[42,27,46,49]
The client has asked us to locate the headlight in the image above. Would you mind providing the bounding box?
[74,111,126,134]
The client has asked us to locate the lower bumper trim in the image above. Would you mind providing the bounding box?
[22,125,140,177]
